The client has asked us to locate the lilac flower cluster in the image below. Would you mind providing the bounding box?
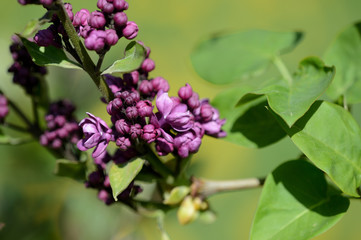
[77,45,226,160]
[32,1,138,54]
[40,100,81,149]
[8,35,47,94]
[0,95,9,121]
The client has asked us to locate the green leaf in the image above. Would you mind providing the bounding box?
[250,160,349,240]
[324,22,361,103]
[212,87,286,148]
[259,57,335,127]
[102,41,146,75]
[163,186,190,205]
[54,159,86,181]
[19,36,82,69]
[191,30,302,84]
[109,157,145,201]
[276,101,361,197]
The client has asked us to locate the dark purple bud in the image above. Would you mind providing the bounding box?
[105,29,119,46]
[0,95,9,120]
[124,96,134,106]
[98,189,110,204]
[136,100,153,117]
[130,91,140,102]
[129,124,142,139]
[64,3,74,21]
[125,106,138,119]
[151,77,169,92]
[122,21,138,40]
[116,136,131,150]
[103,2,115,13]
[113,12,128,28]
[174,130,202,158]
[34,28,57,47]
[45,131,57,141]
[142,124,159,143]
[73,9,90,27]
[113,0,128,11]
[112,98,123,110]
[84,30,107,52]
[89,11,106,29]
[118,91,129,99]
[139,80,153,95]
[178,83,193,101]
[115,119,130,135]
[141,58,155,73]
[187,92,200,109]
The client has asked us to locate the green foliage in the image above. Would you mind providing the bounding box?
[191,30,302,84]
[251,57,335,127]
[275,101,361,197]
[19,36,82,69]
[251,160,349,240]
[109,157,145,201]
[324,22,361,103]
[54,159,87,181]
[163,186,190,205]
[102,41,146,76]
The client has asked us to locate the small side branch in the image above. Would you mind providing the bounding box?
[191,177,265,199]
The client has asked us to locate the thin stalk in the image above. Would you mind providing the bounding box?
[7,98,33,128]
[96,52,106,73]
[191,177,265,199]
[273,56,293,85]
[55,0,113,102]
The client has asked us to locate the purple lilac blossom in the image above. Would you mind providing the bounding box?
[0,95,9,120]
[77,112,113,158]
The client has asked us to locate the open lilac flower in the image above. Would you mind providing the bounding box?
[77,112,113,158]
[156,92,194,132]
[174,126,202,158]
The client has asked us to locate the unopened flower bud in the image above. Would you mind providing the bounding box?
[64,3,74,21]
[89,11,106,29]
[73,9,90,27]
[115,119,130,135]
[105,29,119,46]
[178,83,193,101]
[136,100,153,117]
[113,0,128,11]
[0,95,9,120]
[116,136,131,150]
[122,21,138,39]
[139,80,153,95]
[125,106,138,119]
[187,93,200,109]
[114,12,128,27]
[151,77,169,92]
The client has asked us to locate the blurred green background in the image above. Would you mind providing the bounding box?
[1,0,361,239]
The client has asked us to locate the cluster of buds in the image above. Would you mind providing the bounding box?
[0,95,9,121]
[8,35,47,94]
[32,0,138,54]
[40,100,81,149]
[77,44,226,161]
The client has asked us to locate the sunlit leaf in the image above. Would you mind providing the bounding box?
[19,36,82,69]
[163,186,190,205]
[324,22,361,103]
[102,41,146,75]
[251,160,349,240]
[276,101,361,197]
[191,30,302,84]
[259,57,334,127]
[109,157,145,201]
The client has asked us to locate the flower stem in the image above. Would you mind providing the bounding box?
[3,122,29,132]
[55,0,113,102]
[273,55,293,85]
[191,177,265,199]
[144,146,174,183]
